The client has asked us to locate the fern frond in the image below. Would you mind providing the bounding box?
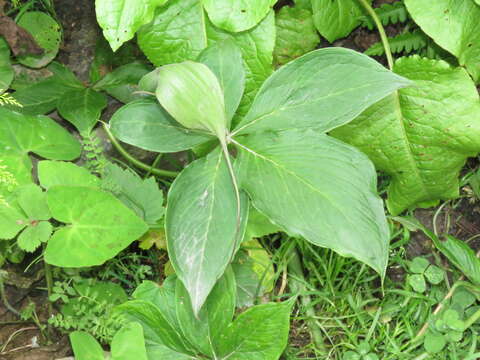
[365,30,427,56]
[360,1,408,30]
[0,91,22,107]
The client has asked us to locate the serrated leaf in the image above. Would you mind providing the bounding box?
[332,56,480,214]
[69,331,104,360]
[111,323,148,360]
[203,0,275,32]
[17,12,61,68]
[110,99,213,153]
[216,299,294,360]
[166,150,248,314]
[17,221,52,252]
[312,0,369,42]
[233,48,411,136]
[197,40,245,125]
[38,161,101,189]
[96,0,166,51]
[404,0,480,82]
[45,186,148,267]
[102,162,165,225]
[273,6,320,66]
[0,38,13,94]
[57,88,107,135]
[235,129,389,276]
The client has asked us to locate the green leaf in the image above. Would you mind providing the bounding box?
[156,61,227,138]
[244,207,281,241]
[137,0,207,65]
[69,331,104,360]
[331,56,480,214]
[217,299,294,360]
[235,129,389,276]
[175,268,236,356]
[424,332,446,354]
[232,250,262,307]
[312,0,368,42]
[16,184,50,220]
[111,323,148,360]
[38,161,101,189]
[404,0,480,82]
[115,300,192,354]
[343,352,361,360]
[45,186,148,267]
[0,38,13,93]
[146,345,195,360]
[102,162,165,225]
[425,265,444,285]
[408,257,429,274]
[197,40,245,125]
[0,203,27,240]
[17,12,61,68]
[166,149,248,314]
[95,0,166,51]
[407,274,426,293]
[233,48,411,136]
[57,88,107,135]
[110,99,213,153]
[273,6,320,66]
[203,0,275,32]
[17,221,52,252]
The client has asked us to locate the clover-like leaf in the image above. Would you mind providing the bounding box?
[332,56,480,214]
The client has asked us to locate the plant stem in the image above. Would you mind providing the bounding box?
[0,271,19,316]
[287,245,326,354]
[357,0,394,70]
[43,245,53,317]
[102,122,179,178]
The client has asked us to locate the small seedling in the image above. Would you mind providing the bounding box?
[407,257,444,293]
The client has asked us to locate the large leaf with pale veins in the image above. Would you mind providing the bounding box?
[235,129,389,276]
[332,56,480,215]
[404,0,480,82]
[45,186,148,267]
[110,99,213,153]
[233,48,411,136]
[166,150,248,315]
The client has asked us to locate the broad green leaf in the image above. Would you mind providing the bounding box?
[311,0,368,43]
[156,61,227,138]
[38,161,101,189]
[17,221,52,252]
[217,299,294,360]
[197,40,245,125]
[45,186,148,267]
[273,6,320,66]
[332,56,480,214]
[404,0,480,82]
[146,345,195,360]
[235,129,389,276]
[111,323,148,360]
[244,208,280,241]
[102,162,165,225]
[207,11,275,121]
[424,332,446,354]
[233,48,410,136]
[175,268,236,356]
[95,0,166,52]
[0,204,26,239]
[110,99,213,153]
[137,0,207,65]
[16,184,50,220]
[166,150,248,314]
[243,239,275,292]
[203,0,275,32]
[0,38,13,94]
[69,331,104,360]
[17,12,61,68]
[115,300,192,354]
[57,88,107,135]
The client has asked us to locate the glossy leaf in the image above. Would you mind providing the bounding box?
[404,0,480,82]
[156,61,227,138]
[166,150,248,314]
[216,299,294,360]
[233,48,411,136]
[197,40,245,125]
[111,323,148,360]
[38,161,101,189]
[96,0,166,51]
[332,56,480,214]
[110,99,213,153]
[0,38,13,93]
[235,129,389,276]
[203,0,275,32]
[45,186,148,267]
[17,12,61,68]
[69,331,104,360]
[57,88,107,135]
[273,5,320,66]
